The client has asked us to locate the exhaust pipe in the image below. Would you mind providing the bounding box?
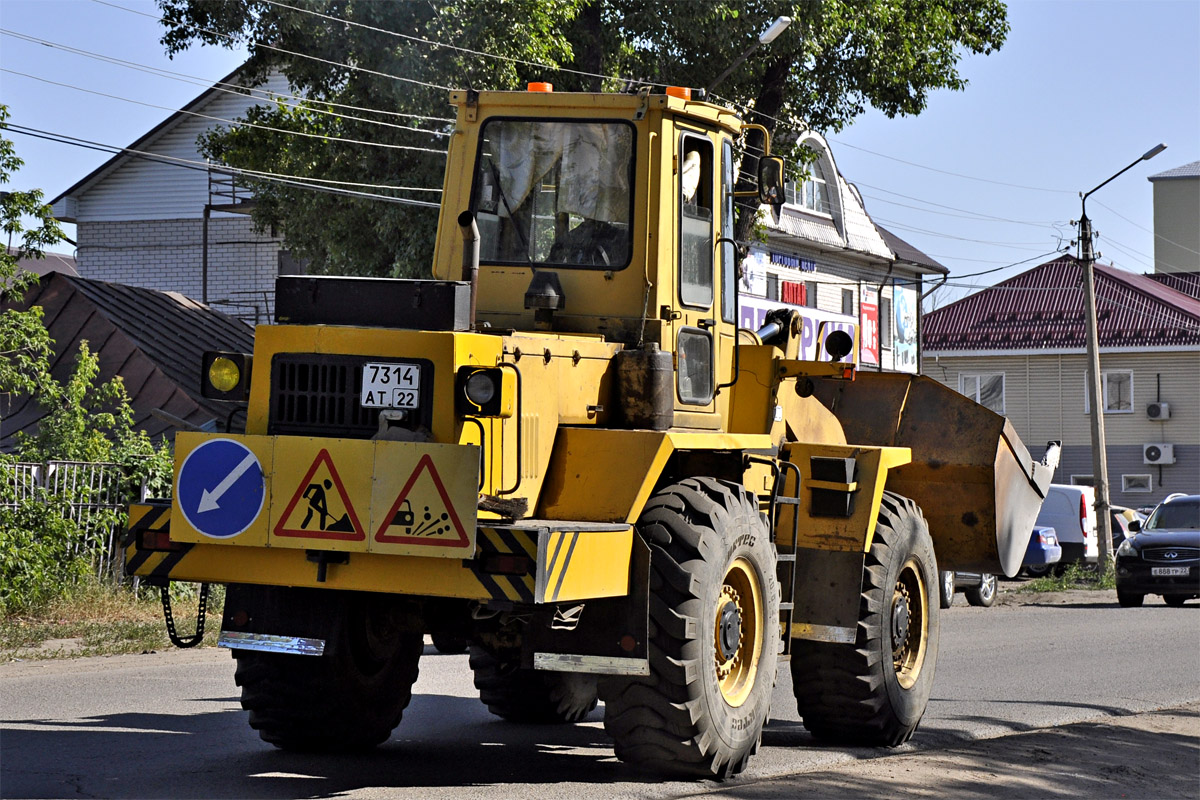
[457,210,480,329]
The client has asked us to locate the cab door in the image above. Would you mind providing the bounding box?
[673,129,720,419]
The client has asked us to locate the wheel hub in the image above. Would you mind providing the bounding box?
[717,600,742,661]
[892,591,911,648]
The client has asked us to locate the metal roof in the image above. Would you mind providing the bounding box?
[1148,161,1200,182]
[0,273,254,451]
[922,255,1200,352]
[1149,271,1200,300]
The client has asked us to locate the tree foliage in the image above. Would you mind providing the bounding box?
[158,0,1008,275]
[1,104,59,399]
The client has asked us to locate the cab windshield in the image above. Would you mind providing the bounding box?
[473,119,634,269]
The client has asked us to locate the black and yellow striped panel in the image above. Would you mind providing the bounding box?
[124,503,194,580]
[469,527,538,603]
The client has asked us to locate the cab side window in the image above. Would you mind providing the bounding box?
[679,135,714,308]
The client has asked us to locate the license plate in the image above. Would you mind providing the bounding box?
[360,362,421,408]
[1151,566,1190,577]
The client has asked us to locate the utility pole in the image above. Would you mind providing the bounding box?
[1079,210,1112,570]
[1078,143,1167,574]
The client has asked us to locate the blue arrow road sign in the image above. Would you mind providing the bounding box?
[177,438,265,538]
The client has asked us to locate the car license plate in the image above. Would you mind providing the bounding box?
[1151,566,1190,577]
[360,362,421,408]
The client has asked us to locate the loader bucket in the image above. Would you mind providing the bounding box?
[812,372,1059,577]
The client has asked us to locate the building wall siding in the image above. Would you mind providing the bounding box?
[1152,177,1200,274]
[73,73,292,223]
[924,350,1200,504]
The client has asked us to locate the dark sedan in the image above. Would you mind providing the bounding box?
[1115,494,1200,607]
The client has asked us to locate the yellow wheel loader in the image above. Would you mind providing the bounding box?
[127,84,1059,778]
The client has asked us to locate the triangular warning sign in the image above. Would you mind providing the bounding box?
[274,449,365,541]
[376,454,470,548]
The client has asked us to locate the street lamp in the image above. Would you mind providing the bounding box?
[704,16,792,96]
[1079,143,1166,570]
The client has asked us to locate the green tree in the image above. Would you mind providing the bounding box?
[1,104,60,400]
[158,0,1008,274]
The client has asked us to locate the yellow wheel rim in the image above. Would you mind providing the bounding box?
[713,557,763,707]
[892,557,929,689]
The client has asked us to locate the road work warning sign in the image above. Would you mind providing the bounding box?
[273,448,366,542]
[376,454,470,549]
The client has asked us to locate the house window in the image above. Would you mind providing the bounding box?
[1122,474,1153,493]
[784,164,831,214]
[960,373,1005,414]
[880,297,893,348]
[841,288,854,316]
[805,281,818,309]
[1084,370,1134,413]
[1071,475,1095,486]
[767,273,780,301]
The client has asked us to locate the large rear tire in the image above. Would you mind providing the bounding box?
[469,646,598,723]
[791,492,939,747]
[234,590,422,751]
[1117,590,1145,607]
[600,478,779,779]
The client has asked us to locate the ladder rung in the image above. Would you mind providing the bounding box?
[776,553,796,562]
[779,602,794,611]
[774,497,802,505]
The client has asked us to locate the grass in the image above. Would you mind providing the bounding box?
[1019,563,1116,593]
[0,581,223,661]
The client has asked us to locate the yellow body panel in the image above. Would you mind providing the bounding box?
[538,428,773,523]
[777,442,912,553]
[536,528,634,603]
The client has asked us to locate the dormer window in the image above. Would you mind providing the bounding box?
[784,162,830,215]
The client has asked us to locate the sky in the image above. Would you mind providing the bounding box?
[1,0,1197,310]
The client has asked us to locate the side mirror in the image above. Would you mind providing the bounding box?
[758,155,785,215]
[1128,519,1141,533]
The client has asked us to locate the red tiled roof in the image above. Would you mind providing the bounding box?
[922,255,1200,351]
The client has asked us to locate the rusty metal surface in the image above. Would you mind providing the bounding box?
[811,371,1054,576]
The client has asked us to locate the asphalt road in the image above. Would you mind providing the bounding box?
[2,590,1198,799]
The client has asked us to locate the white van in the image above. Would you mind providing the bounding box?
[1033,484,1098,571]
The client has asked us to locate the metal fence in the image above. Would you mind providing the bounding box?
[2,461,127,581]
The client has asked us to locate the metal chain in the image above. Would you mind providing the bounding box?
[160,583,210,648]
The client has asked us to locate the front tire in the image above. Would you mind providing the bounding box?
[600,478,779,779]
[1117,590,1145,607]
[469,646,598,723]
[965,574,997,607]
[1163,594,1189,607]
[791,492,939,747]
[234,590,422,751]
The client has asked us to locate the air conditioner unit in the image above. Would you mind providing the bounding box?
[1147,402,1171,420]
[1143,443,1175,465]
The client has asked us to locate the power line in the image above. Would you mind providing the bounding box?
[2,68,448,155]
[0,28,456,133]
[1094,199,1200,257]
[5,123,442,208]
[91,0,454,93]
[257,0,669,89]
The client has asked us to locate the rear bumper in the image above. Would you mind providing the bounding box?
[126,501,634,604]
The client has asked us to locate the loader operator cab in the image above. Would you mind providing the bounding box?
[446,86,785,423]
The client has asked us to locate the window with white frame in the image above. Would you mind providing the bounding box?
[784,163,831,215]
[960,373,1005,414]
[1071,475,1094,486]
[1084,369,1134,413]
[1122,474,1152,493]
[880,297,893,348]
